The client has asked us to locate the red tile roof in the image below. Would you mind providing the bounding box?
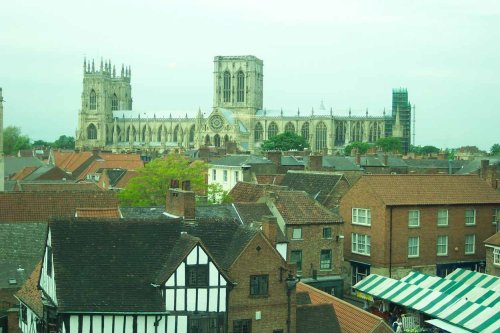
[228,182,288,202]
[296,283,393,333]
[113,170,139,189]
[351,174,500,205]
[78,159,144,180]
[75,208,122,218]
[15,262,43,317]
[52,151,94,173]
[0,191,119,223]
[11,166,38,180]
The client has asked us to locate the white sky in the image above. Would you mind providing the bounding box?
[1,0,499,150]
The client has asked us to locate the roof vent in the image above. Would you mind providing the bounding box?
[180,231,188,236]
[8,278,17,285]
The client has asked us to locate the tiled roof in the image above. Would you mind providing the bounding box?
[0,223,47,289]
[0,191,119,222]
[316,156,362,171]
[16,181,101,192]
[281,171,344,204]
[52,151,94,173]
[350,174,500,205]
[5,157,44,177]
[297,282,393,333]
[297,303,341,333]
[274,191,343,224]
[75,208,122,218]
[11,166,38,180]
[484,232,500,246]
[210,154,273,166]
[255,174,285,185]
[455,158,500,175]
[233,203,273,225]
[15,262,43,317]
[228,182,288,202]
[113,170,139,189]
[48,218,258,312]
[281,155,305,166]
[404,159,467,170]
[78,159,144,180]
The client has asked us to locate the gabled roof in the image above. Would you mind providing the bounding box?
[15,262,43,317]
[317,155,363,171]
[0,191,119,222]
[273,191,343,225]
[229,182,287,202]
[349,174,500,206]
[210,154,273,167]
[281,171,345,204]
[51,151,94,173]
[233,203,273,225]
[297,282,392,333]
[5,157,44,177]
[47,218,258,312]
[78,159,144,180]
[11,166,38,180]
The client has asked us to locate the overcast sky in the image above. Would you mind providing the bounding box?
[1,0,499,151]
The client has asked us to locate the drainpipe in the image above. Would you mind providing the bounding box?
[389,207,393,278]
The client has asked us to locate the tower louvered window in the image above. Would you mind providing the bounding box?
[237,71,244,102]
[90,90,97,110]
[223,71,231,102]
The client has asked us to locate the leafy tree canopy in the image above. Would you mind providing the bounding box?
[376,137,402,153]
[118,154,207,206]
[3,126,31,155]
[53,135,75,149]
[344,141,372,155]
[491,143,500,156]
[260,132,310,151]
[207,183,233,204]
[410,145,441,155]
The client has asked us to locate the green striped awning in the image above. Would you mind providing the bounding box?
[353,274,500,333]
[445,268,500,291]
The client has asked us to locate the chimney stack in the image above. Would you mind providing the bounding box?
[309,154,323,171]
[480,160,489,180]
[261,215,278,247]
[166,180,195,220]
[266,150,282,167]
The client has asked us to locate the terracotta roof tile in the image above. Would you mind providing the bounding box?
[353,174,500,205]
[11,166,38,180]
[75,208,122,218]
[15,262,43,317]
[296,282,393,333]
[228,182,288,202]
[53,151,93,173]
[0,191,119,222]
[274,191,343,225]
[484,232,500,246]
[255,174,285,185]
[78,160,144,180]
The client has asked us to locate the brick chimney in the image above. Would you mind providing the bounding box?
[480,160,489,179]
[166,180,195,220]
[309,154,323,171]
[355,152,361,166]
[8,307,21,333]
[261,215,278,247]
[266,150,282,167]
[487,164,498,189]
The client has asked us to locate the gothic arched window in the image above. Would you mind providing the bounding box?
[189,125,195,143]
[268,122,278,139]
[87,124,97,140]
[301,122,309,142]
[223,71,231,103]
[254,122,263,142]
[285,122,295,133]
[351,122,364,142]
[369,123,381,143]
[173,125,179,143]
[90,90,97,110]
[205,134,211,145]
[214,134,221,147]
[111,93,118,111]
[315,121,327,151]
[335,121,346,145]
[237,71,244,102]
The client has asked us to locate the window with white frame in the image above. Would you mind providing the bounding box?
[292,227,302,239]
[408,236,419,258]
[494,248,500,266]
[465,234,475,254]
[437,235,448,256]
[465,209,476,225]
[223,170,228,182]
[493,209,500,231]
[408,210,420,227]
[320,249,332,270]
[437,209,448,226]
[212,169,216,181]
[352,233,371,256]
[352,208,371,226]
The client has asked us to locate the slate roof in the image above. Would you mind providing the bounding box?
[315,155,362,171]
[119,206,176,220]
[228,182,288,202]
[484,232,500,246]
[15,181,101,192]
[48,218,258,312]
[281,155,305,166]
[5,157,44,177]
[0,191,119,222]
[281,171,344,204]
[297,282,393,333]
[273,191,343,224]
[351,174,500,206]
[233,203,273,225]
[210,154,273,167]
[404,158,467,170]
[455,158,500,175]
[15,262,43,317]
[0,223,47,289]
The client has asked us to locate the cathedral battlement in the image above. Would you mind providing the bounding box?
[83,58,131,82]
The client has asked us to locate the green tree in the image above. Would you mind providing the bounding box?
[53,135,75,149]
[207,183,233,204]
[118,154,208,206]
[376,137,402,153]
[3,126,31,155]
[491,144,500,156]
[344,141,372,155]
[32,139,52,147]
[260,132,310,151]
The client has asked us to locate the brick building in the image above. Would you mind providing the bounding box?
[340,174,500,291]
[484,232,500,276]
